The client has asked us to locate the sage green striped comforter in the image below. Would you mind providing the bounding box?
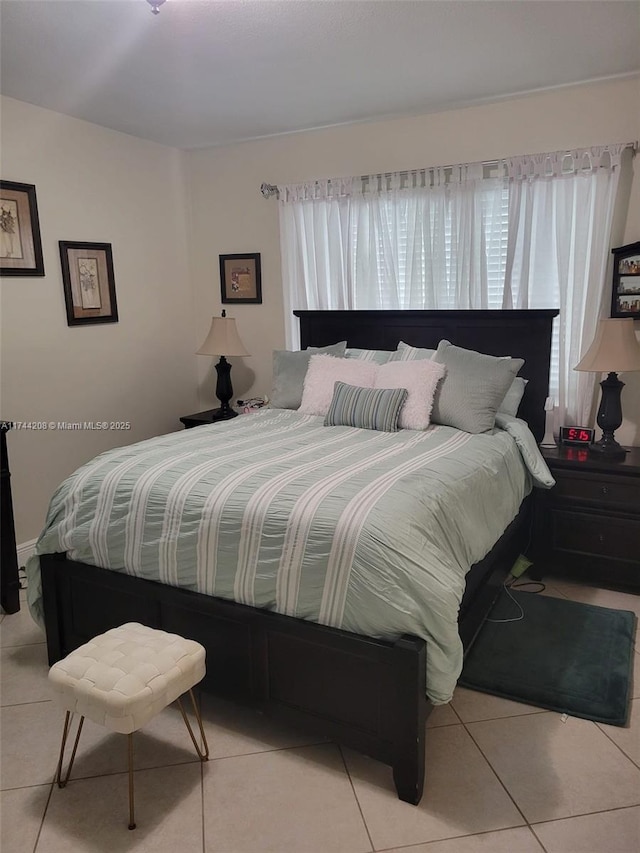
[27,409,551,704]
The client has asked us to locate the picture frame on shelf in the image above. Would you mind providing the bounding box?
[220,252,262,304]
[0,180,45,276]
[59,241,118,326]
[610,241,640,318]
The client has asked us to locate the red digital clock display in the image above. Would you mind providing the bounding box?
[559,426,595,446]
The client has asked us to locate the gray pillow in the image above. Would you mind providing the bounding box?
[432,340,524,434]
[345,348,395,364]
[270,341,347,409]
[389,341,436,361]
[499,377,528,417]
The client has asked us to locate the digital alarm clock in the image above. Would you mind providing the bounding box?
[559,426,595,446]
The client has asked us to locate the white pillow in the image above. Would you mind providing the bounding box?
[299,355,378,416]
[375,360,446,430]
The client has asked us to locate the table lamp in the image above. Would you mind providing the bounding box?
[574,317,640,459]
[196,311,249,420]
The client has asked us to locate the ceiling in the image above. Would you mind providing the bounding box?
[1,0,638,150]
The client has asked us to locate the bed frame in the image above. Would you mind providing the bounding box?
[40,309,557,805]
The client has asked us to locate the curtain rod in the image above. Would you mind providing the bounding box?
[260,141,637,198]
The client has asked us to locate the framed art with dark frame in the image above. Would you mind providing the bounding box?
[611,241,640,318]
[59,241,118,326]
[220,253,262,304]
[0,180,45,276]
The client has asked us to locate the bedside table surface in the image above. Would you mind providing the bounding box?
[540,445,640,477]
[180,409,222,423]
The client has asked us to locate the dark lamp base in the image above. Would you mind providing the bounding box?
[211,407,238,422]
[588,439,627,461]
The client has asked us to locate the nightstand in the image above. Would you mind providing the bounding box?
[534,445,640,590]
[180,409,238,429]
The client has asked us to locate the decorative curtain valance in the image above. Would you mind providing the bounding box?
[506,144,626,180]
[265,143,634,201]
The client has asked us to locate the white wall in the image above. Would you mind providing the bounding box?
[0,96,197,542]
[186,77,640,444]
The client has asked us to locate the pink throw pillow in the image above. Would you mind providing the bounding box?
[375,360,446,430]
[299,355,378,416]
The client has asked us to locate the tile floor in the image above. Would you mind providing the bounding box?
[1,579,639,852]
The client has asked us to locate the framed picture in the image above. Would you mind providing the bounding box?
[220,253,262,304]
[59,241,118,326]
[0,180,45,276]
[611,241,640,318]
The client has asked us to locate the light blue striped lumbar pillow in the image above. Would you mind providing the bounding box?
[324,382,408,432]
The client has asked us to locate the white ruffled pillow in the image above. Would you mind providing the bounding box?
[299,355,378,416]
[375,360,446,430]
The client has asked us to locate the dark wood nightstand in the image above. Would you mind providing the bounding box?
[534,445,640,590]
[180,409,238,429]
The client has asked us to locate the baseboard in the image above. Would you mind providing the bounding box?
[17,538,37,568]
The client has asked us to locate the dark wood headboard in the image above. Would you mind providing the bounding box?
[294,309,558,442]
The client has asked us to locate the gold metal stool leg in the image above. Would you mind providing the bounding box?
[177,688,209,761]
[55,711,85,788]
[128,733,136,830]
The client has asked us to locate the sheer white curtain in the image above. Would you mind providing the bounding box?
[278,145,624,420]
[503,146,624,426]
[279,167,508,346]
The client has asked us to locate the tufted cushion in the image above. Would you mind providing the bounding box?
[48,623,206,734]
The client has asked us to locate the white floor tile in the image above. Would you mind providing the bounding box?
[1,643,50,706]
[2,701,68,789]
[0,605,46,647]
[1,699,203,791]
[532,805,640,853]
[598,698,640,766]
[200,693,328,759]
[202,743,371,853]
[1,784,51,853]
[467,711,640,823]
[452,686,545,723]
[36,762,203,852]
[343,724,524,851]
[384,825,545,853]
[426,702,459,728]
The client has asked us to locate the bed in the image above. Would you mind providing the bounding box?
[32,308,557,805]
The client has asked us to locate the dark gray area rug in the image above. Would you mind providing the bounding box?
[459,590,636,726]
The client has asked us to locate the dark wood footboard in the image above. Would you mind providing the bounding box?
[41,553,428,804]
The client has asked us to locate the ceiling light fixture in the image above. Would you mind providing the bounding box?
[146,0,166,15]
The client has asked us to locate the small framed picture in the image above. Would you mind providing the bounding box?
[59,241,118,326]
[611,242,640,318]
[220,253,262,304]
[0,180,45,276]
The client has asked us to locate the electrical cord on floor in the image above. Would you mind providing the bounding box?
[486,581,525,623]
[485,576,546,624]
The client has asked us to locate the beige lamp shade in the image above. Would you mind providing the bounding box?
[196,315,249,357]
[574,318,640,373]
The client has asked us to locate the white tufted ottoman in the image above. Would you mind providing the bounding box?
[48,622,209,830]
